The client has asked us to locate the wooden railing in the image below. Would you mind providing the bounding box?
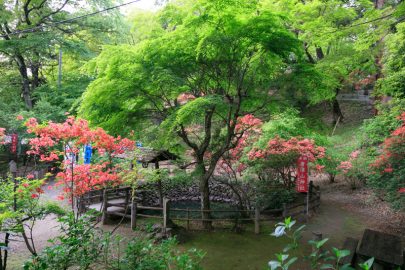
[101,185,321,234]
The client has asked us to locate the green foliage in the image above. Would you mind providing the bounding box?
[24,211,104,270]
[269,217,375,270]
[256,110,327,149]
[0,175,65,267]
[361,98,404,146]
[367,112,405,210]
[24,211,204,270]
[251,183,297,210]
[80,0,300,142]
[0,0,129,115]
[116,238,203,270]
[318,148,346,183]
[0,177,65,228]
[376,21,405,97]
[264,0,386,105]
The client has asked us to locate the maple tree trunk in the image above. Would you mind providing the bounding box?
[332,99,344,124]
[15,54,33,109]
[22,80,33,110]
[374,0,385,9]
[332,88,344,124]
[316,47,324,60]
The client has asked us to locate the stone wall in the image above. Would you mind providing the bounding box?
[136,181,239,206]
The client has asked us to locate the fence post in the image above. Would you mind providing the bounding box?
[163,197,170,233]
[309,180,314,197]
[78,196,86,215]
[254,208,260,234]
[305,193,309,222]
[282,203,288,218]
[234,215,239,230]
[125,188,129,207]
[101,190,108,225]
[312,231,323,252]
[186,208,190,230]
[131,199,137,230]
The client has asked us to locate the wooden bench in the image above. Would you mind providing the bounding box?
[339,237,359,266]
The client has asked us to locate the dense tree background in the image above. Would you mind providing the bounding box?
[1,0,404,213]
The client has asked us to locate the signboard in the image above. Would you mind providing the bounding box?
[11,134,18,154]
[84,144,92,164]
[296,156,308,193]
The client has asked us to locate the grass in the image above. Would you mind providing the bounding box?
[180,229,292,270]
[177,198,371,270]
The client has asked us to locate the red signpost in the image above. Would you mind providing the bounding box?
[296,156,308,193]
[11,133,18,154]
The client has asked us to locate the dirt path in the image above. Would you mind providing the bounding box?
[314,176,405,237]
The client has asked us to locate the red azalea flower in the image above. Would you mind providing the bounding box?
[383,167,393,173]
[31,194,39,199]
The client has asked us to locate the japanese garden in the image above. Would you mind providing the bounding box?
[0,0,404,269]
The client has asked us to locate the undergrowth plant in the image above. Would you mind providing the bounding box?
[268,217,374,270]
[24,211,204,270]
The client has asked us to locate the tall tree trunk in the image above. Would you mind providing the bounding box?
[316,47,324,60]
[15,54,33,109]
[374,0,385,9]
[31,63,40,89]
[332,98,344,125]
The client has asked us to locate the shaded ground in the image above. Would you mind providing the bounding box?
[178,188,383,270]
[5,177,405,269]
[177,176,405,270]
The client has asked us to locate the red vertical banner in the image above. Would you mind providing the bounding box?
[296,156,308,193]
[11,133,18,154]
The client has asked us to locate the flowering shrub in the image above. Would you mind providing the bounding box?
[217,114,263,175]
[0,127,5,140]
[0,175,65,263]
[215,114,326,211]
[248,136,325,189]
[369,112,405,209]
[336,149,371,189]
[23,116,135,208]
[55,163,121,198]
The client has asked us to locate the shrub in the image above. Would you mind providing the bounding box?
[368,112,405,210]
[24,212,204,270]
[361,98,404,146]
[268,217,375,270]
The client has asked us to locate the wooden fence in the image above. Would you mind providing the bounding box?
[101,185,321,234]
